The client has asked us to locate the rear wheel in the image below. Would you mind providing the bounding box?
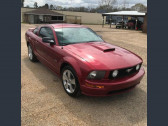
[62,66,81,97]
[28,44,38,62]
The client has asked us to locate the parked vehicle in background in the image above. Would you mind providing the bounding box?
[127,20,135,29]
[116,21,126,29]
[25,24,145,97]
[111,22,116,25]
[127,20,143,30]
[106,19,116,25]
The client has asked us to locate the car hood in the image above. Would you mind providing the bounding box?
[65,42,142,70]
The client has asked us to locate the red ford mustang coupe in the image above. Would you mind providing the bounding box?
[25,24,145,97]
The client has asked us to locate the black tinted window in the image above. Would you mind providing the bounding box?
[51,16,63,20]
[39,27,54,39]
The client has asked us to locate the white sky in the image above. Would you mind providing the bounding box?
[24,0,147,8]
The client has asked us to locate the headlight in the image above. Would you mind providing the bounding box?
[112,70,119,78]
[87,71,105,80]
[88,71,97,79]
[136,64,141,70]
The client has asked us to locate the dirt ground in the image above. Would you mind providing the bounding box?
[21,24,147,126]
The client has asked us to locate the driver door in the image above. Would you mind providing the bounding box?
[35,27,58,70]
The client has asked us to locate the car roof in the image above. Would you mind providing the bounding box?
[50,23,87,29]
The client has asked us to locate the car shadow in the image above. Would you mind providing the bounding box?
[23,57,147,125]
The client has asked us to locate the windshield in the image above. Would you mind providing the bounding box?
[55,28,104,45]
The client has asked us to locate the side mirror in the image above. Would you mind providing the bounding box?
[42,37,55,44]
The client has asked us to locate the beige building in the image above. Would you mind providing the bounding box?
[21,8,105,25]
[23,8,66,24]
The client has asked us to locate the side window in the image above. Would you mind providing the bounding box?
[33,28,39,35]
[39,27,54,39]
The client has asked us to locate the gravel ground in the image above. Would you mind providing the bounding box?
[21,24,147,126]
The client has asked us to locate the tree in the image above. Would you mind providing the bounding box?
[99,0,117,8]
[45,4,49,9]
[68,7,74,11]
[56,6,63,10]
[50,4,54,10]
[40,3,49,9]
[87,5,93,12]
[98,0,117,12]
[79,7,88,12]
[21,0,24,7]
[39,3,49,9]
[122,0,129,9]
[131,3,147,12]
[34,2,38,8]
[53,5,57,10]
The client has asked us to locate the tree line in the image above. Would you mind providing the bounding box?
[21,0,147,13]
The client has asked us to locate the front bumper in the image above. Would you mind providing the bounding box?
[80,67,145,96]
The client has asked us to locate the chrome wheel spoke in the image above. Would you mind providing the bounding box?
[63,73,68,81]
[64,82,68,89]
[70,78,75,85]
[67,71,71,81]
[69,84,74,93]
[28,46,33,60]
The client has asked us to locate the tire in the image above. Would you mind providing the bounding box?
[61,65,81,97]
[28,44,38,62]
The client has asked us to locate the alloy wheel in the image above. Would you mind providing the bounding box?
[28,45,33,60]
[62,70,76,93]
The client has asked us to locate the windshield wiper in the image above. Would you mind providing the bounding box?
[61,41,102,46]
[61,42,76,46]
[61,43,70,46]
[85,41,101,43]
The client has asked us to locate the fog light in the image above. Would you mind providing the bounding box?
[112,70,118,77]
[136,64,140,70]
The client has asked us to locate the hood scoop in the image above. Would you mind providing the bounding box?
[103,48,115,52]
[89,43,116,52]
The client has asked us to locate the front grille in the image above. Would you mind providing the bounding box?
[109,64,141,79]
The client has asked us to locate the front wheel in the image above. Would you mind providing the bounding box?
[28,44,38,62]
[62,66,81,97]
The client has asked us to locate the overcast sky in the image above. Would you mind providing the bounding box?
[24,0,147,8]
